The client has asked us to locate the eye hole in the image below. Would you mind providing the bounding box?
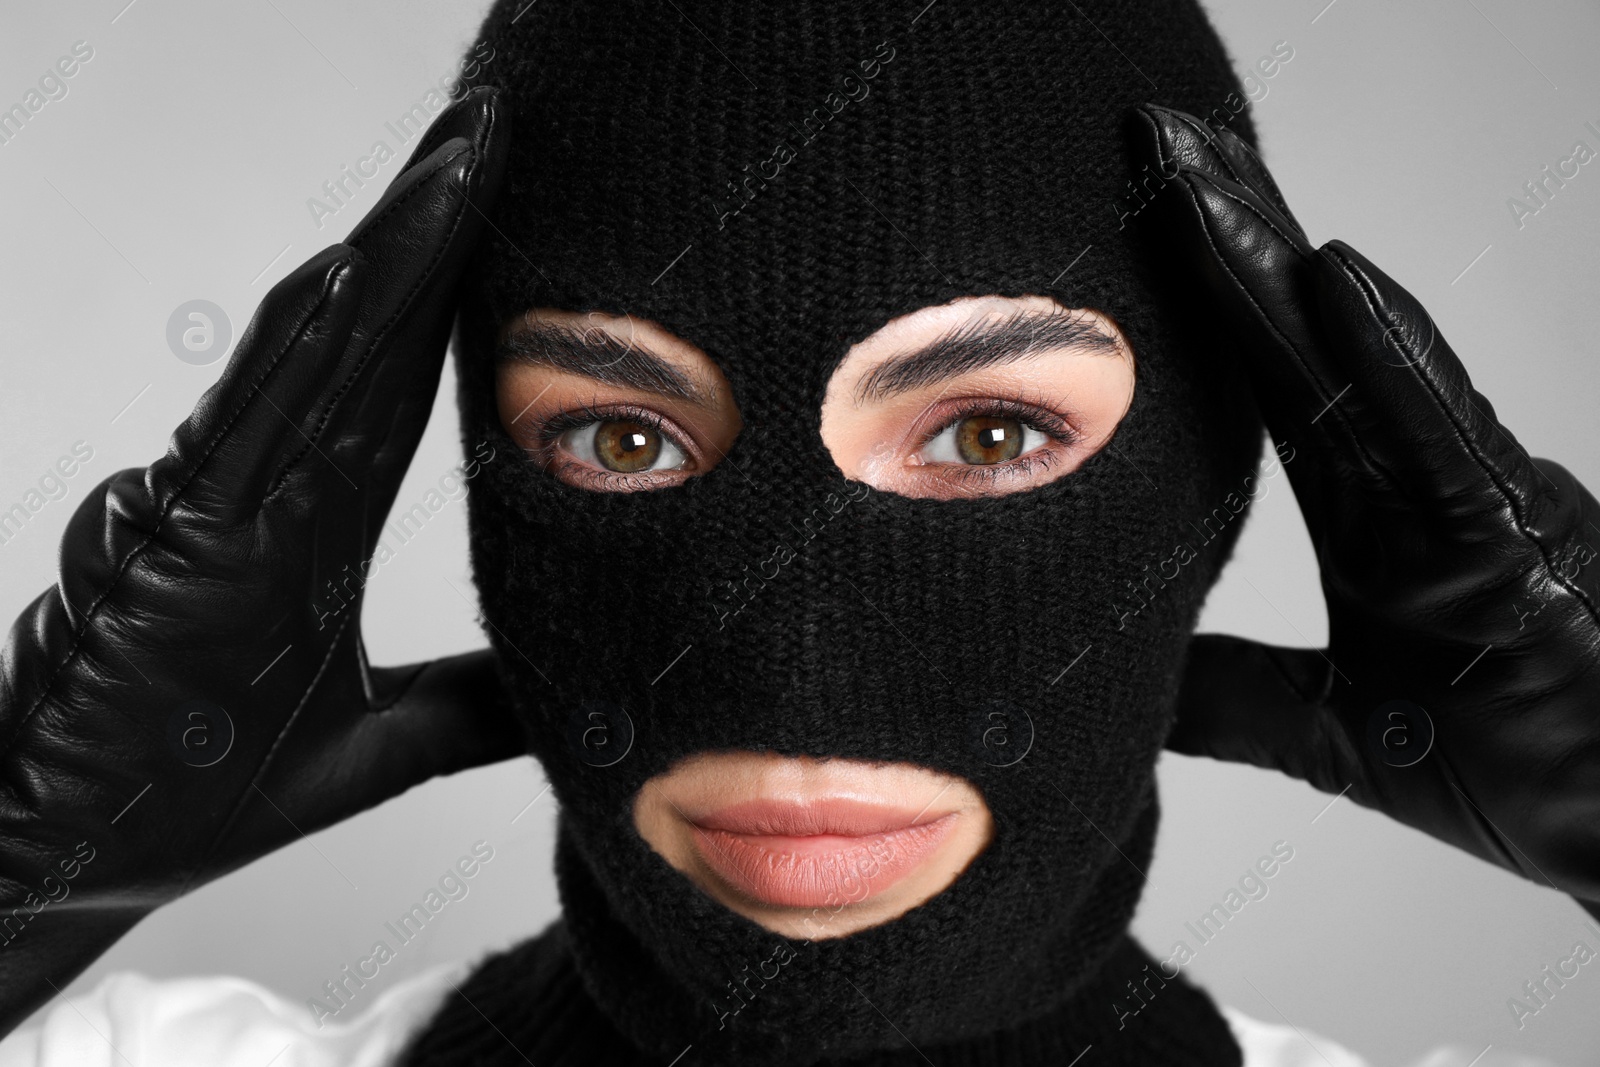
[922,415,1049,466]
[560,417,688,474]
[818,296,1134,500]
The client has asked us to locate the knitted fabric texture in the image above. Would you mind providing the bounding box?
[400,912,1245,1066]
[418,1,1266,1063]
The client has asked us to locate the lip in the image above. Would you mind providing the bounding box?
[687,798,959,909]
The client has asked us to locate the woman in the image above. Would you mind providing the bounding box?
[1,1,1596,1064]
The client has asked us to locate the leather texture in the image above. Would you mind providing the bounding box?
[1136,105,1600,920]
[0,88,517,1033]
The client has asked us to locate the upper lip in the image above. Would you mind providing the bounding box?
[688,797,951,838]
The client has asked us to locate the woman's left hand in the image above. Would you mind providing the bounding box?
[1135,105,1600,913]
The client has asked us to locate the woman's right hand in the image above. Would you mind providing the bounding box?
[1137,105,1600,920]
[0,87,523,1034]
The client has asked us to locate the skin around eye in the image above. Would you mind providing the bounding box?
[819,295,1136,500]
[511,399,706,491]
[533,403,698,489]
[495,309,742,492]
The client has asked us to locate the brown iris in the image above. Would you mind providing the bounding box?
[594,418,663,472]
[954,416,1024,464]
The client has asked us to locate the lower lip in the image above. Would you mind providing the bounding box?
[690,814,958,909]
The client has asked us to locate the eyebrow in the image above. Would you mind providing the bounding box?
[853,308,1123,405]
[496,321,715,405]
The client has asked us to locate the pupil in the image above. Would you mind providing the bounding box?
[595,419,662,473]
[956,416,1024,465]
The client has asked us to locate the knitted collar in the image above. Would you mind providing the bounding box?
[400,918,1242,1067]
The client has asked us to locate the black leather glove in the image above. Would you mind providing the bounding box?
[0,87,520,1034]
[1132,105,1600,919]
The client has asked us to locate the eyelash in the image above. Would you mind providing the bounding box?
[520,396,1082,491]
[527,401,696,488]
[921,395,1081,460]
[536,401,673,444]
[915,396,1082,484]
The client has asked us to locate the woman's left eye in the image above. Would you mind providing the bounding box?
[557,417,690,473]
[919,415,1050,466]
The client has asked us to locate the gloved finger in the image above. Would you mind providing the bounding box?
[1165,166,1345,415]
[1127,134,1363,537]
[1207,123,1308,239]
[365,648,527,779]
[268,89,507,533]
[1171,642,1531,879]
[237,649,526,839]
[1527,458,1600,624]
[157,113,490,518]
[1144,106,1555,550]
[154,247,366,517]
[1168,633,1362,798]
[264,82,508,496]
[363,85,504,236]
[1308,240,1552,535]
[1129,104,1226,178]
[1133,104,1308,239]
[261,133,487,506]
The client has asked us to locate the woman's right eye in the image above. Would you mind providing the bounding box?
[556,417,690,474]
[919,414,1053,466]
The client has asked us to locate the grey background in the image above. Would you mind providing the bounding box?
[2,1,1597,1063]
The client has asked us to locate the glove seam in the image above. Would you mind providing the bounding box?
[406,87,492,177]
[1213,128,1300,234]
[1531,458,1600,624]
[1168,109,1257,199]
[0,269,348,764]
[1326,245,1600,890]
[267,122,490,502]
[1324,244,1600,638]
[182,607,359,894]
[1177,173,1390,481]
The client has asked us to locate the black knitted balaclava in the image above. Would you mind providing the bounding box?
[436,2,1264,1064]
